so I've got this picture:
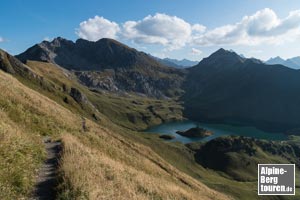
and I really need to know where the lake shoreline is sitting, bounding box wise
[145,120,288,144]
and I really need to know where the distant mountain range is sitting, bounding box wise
[266,56,300,69]
[16,37,300,132]
[151,56,198,68]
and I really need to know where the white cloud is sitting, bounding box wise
[122,13,202,50]
[76,16,120,41]
[76,9,300,51]
[193,8,300,46]
[191,48,202,55]
[192,24,206,33]
[0,37,4,42]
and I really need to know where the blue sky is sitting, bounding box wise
[1,0,300,61]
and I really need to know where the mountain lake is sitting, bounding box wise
[145,120,288,143]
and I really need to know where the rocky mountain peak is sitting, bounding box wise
[17,37,152,70]
[198,48,245,67]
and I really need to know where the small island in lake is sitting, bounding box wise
[176,126,213,138]
[159,134,175,140]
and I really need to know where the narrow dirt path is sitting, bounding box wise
[31,139,62,200]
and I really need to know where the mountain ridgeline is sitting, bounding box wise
[17,38,300,133]
[266,56,300,69]
[152,56,198,68]
[183,48,300,132]
[17,37,185,98]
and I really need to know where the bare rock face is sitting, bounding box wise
[17,37,165,71]
[17,37,186,98]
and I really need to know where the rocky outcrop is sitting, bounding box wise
[69,87,88,105]
[75,70,183,98]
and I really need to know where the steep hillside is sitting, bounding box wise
[1,48,101,122]
[0,49,232,199]
[0,67,82,199]
[17,38,185,98]
[58,121,231,200]
[183,48,300,132]
[2,47,183,130]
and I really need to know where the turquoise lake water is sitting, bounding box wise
[145,120,287,144]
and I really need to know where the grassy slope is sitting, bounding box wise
[0,70,81,199]
[58,121,230,200]
[3,58,299,200]
[0,111,44,199]
[0,60,230,199]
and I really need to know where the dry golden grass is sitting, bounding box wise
[0,70,81,199]
[0,69,231,200]
[0,70,82,134]
[59,119,232,200]
[0,109,44,199]
[26,60,78,88]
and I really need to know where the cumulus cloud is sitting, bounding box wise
[191,48,202,55]
[192,24,206,33]
[123,13,197,50]
[76,9,300,50]
[76,16,120,41]
[193,8,300,46]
